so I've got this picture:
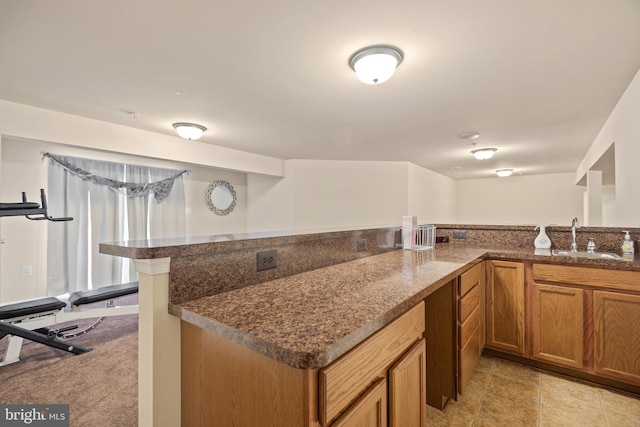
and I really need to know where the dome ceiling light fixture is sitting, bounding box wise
[471,147,497,160]
[496,169,513,177]
[349,45,404,85]
[173,122,207,140]
[458,132,480,141]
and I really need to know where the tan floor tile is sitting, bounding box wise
[468,370,492,390]
[451,370,491,414]
[474,403,538,427]
[541,373,600,403]
[539,381,606,427]
[539,411,606,427]
[474,376,539,426]
[484,375,539,407]
[491,358,541,386]
[426,403,474,426]
[598,387,640,427]
[475,355,496,374]
[448,356,640,427]
[540,399,606,425]
[447,387,484,416]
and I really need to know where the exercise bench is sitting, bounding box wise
[0,189,72,221]
[0,282,139,366]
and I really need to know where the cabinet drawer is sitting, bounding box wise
[459,305,480,348]
[458,323,481,395]
[319,302,425,426]
[460,263,482,297]
[459,283,480,323]
[533,263,640,292]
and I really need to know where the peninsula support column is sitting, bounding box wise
[133,258,181,427]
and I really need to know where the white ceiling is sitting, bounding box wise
[1,0,639,179]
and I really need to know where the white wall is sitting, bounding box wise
[0,100,284,177]
[456,173,584,226]
[577,68,640,227]
[0,137,247,302]
[408,163,457,224]
[289,160,409,229]
[247,160,457,232]
[246,168,293,232]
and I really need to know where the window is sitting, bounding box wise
[46,153,187,295]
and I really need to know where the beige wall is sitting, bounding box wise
[288,160,409,229]
[0,100,284,177]
[408,163,457,224]
[247,160,457,232]
[577,67,640,227]
[456,173,584,226]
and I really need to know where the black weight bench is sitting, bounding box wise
[0,189,72,222]
[0,297,66,321]
[0,282,139,366]
[69,282,139,307]
[0,298,90,358]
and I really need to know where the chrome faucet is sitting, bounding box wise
[570,217,580,252]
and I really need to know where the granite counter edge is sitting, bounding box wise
[168,264,466,370]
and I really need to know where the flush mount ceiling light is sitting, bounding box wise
[349,45,404,85]
[496,169,513,177]
[471,148,497,160]
[458,132,480,141]
[173,122,207,140]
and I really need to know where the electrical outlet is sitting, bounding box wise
[357,238,367,252]
[22,266,33,276]
[453,230,467,239]
[257,250,278,271]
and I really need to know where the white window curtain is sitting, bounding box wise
[46,154,187,296]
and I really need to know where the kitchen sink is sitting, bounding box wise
[551,249,622,260]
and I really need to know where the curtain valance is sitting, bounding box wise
[44,152,189,203]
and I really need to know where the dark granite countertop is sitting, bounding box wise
[170,246,487,369]
[169,242,640,370]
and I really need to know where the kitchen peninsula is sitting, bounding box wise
[100,225,640,427]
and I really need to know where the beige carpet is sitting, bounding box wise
[0,297,138,426]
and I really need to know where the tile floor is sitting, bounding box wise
[426,355,640,426]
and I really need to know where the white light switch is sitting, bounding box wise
[22,266,32,276]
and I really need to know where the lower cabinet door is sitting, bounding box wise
[486,260,525,355]
[388,339,427,427]
[332,378,387,427]
[458,322,481,395]
[531,283,584,369]
[594,290,640,385]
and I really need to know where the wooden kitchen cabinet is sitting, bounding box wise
[523,263,640,392]
[388,339,427,427]
[458,262,484,394]
[319,302,426,426]
[325,339,427,427]
[424,279,456,409]
[486,260,525,355]
[594,290,640,385]
[182,301,425,427]
[332,378,387,427]
[531,283,584,369]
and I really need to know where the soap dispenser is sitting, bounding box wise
[534,225,552,249]
[622,231,635,255]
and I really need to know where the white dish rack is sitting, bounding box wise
[403,224,436,250]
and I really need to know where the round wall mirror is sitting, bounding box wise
[205,180,237,216]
